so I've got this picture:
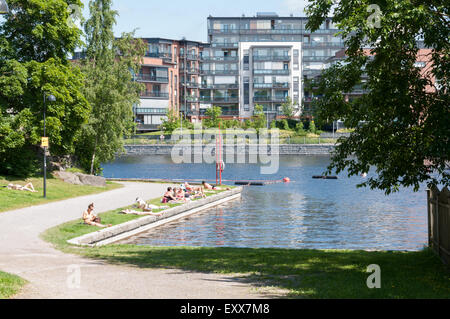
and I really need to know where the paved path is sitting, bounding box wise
[0,182,275,299]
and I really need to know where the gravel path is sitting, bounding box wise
[0,182,273,299]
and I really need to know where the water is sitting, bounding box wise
[102,155,427,250]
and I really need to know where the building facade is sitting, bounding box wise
[132,13,345,130]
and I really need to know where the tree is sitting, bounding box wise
[0,0,90,176]
[77,0,145,174]
[307,0,449,194]
[252,104,267,132]
[281,96,295,118]
[204,106,222,128]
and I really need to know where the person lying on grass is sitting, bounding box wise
[183,182,207,198]
[82,203,111,228]
[120,209,165,217]
[5,182,37,192]
[202,181,231,191]
[135,197,169,211]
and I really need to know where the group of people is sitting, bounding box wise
[161,182,206,203]
[82,181,231,228]
[161,181,230,203]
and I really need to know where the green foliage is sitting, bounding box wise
[308,120,317,134]
[252,104,267,132]
[295,121,306,135]
[77,0,145,174]
[203,106,222,128]
[0,1,90,176]
[281,96,295,118]
[306,0,450,193]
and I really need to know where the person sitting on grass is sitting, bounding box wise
[135,197,169,211]
[175,187,187,202]
[161,187,178,203]
[6,182,37,192]
[82,203,111,228]
[202,181,231,191]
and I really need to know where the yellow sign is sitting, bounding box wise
[41,137,49,148]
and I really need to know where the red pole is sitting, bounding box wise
[219,122,222,185]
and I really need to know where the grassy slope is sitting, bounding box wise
[0,176,122,213]
[0,271,27,299]
[42,192,450,299]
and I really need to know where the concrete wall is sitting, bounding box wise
[124,144,335,155]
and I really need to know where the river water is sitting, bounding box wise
[102,155,427,251]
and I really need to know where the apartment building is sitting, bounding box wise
[132,13,345,130]
[207,13,344,118]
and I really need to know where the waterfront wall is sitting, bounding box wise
[124,144,336,155]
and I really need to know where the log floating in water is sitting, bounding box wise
[312,175,338,179]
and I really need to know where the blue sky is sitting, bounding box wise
[80,0,309,42]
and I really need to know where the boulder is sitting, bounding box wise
[75,173,106,187]
[52,171,106,187]
[52,171,83,185]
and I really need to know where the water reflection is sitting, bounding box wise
[103,155,428,250]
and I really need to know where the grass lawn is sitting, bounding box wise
[0,176,123,213]
[42,191,450,299]
[0,271,27,299]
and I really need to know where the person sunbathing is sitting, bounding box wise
[161,187,180,203]
[7,182,37,192]
[120,209,164,217]
[175,188,187,202]
[82,203,111,228]
[135,197,168,211]
[184,182,206,198]
[202,181,231,191]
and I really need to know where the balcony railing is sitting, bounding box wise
[199,97,238,103]
[210,42,239,48]
[181,81,201,88]
[134,74,169,83]
[181,54,198,60]
[181,68,200,74]
[303,42,344,48]
[140,91,169,99]
[200,56,238,62]
[253,96,289,102]
[135,107,168,115]
[303,56,328,62]
[253,55,291,62]
[253,69,290,75]
[253,82,290,89]
[201,69,238,75]
[221,110,240,116]
[145,52,173,60]
[200,83,239,89]
[209,28,342,35]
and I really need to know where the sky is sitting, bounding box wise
[80,0,309,42]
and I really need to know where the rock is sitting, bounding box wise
[52,171,83,185]
[75,173,106,187]
[52,171,106,187]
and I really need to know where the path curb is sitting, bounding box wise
[67,187,243,247]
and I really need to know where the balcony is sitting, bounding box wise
[135,107,168,115]
[303,56,328,62]
[210,42,239,48]
[145,52,173,61]
[253,82,290,89]
[181,54,198,60]
[198,96,238,104]
[239,29,304,35]
[254,96,289,103]
[221,110,240,116]
[181,81,201,88]
[201,83,238,90]
[200,56,238,62]
[185,96,199,103]
[252,55,291,62]
[134,74,169,83]
[140,91,169,99]
[180,67,200,74]
[200,69,238,75]
[253,69,290,75]
[303,42,344,48]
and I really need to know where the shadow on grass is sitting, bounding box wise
[79,245,450,298]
